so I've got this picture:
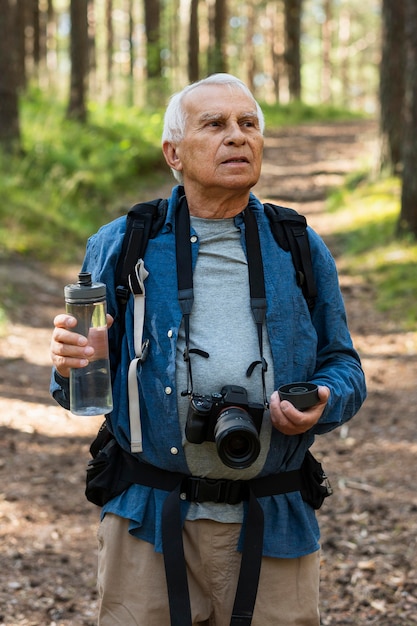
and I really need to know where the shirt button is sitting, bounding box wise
[167,329,173,338]
[190,235,198,244]
[170,447,179,455]
[165,386,172,395]
[180,492,187,500]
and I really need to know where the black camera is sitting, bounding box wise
[185,385,264,470]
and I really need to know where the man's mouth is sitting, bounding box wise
[222,157,249,164]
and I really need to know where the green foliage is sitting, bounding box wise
[261,101,366,128]
[0,92,367,266]
[328,174,417,329]
[0,89,166,263]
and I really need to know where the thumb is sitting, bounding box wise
[317,385,330,404]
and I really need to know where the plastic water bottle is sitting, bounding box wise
[64,272,113,416]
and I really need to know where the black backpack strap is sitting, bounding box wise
[115,198,168,307]
[264,203,318,311]
[109,198,168,381]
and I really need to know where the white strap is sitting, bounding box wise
[128,358,142,452]
[127,260,149,454]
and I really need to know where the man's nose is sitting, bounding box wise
[224,123,246,145]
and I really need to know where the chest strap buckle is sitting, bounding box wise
[182,476,248,505]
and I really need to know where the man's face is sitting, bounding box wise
[165,84,264,197]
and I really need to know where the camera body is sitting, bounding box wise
[185,384,264,469]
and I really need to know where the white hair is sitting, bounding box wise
[162,74,265,183]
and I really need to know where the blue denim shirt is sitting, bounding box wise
[51,185,366,558]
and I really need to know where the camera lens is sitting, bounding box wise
[214,407,261,469]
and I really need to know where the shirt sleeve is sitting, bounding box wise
[307,228,367,434]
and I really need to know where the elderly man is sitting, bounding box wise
[50,74,366,626]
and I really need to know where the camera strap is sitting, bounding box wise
[176,195,195,395]
[165,198,270,626]
[175,196,269,409]
[175,195,210,395]
[242,207,268,408]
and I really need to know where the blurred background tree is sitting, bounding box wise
[67,0,89,121]
[379,0,404,174]
[1,0,417,237]
[284,0,302,101]
[399,0,417,236]
[0,0,383,110]
[0,0,21,151]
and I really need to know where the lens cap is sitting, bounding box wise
[278,382,319,411]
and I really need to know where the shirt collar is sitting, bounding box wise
[165,186,264,230]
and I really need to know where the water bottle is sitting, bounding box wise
[64,272,113,416]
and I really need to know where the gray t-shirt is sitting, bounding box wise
[176,216,275,522]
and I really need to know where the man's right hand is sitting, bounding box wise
[50,314,95,379]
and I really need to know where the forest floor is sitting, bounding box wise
[1,118,417,626]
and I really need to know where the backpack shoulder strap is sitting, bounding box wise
[115,198,168,306]
[113,198,317,315]
[264,203,318,311]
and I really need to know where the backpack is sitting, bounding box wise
[114,197,317,329]
[87,203,328,626]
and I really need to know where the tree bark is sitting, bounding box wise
[207,0,228,74]
[399,0,417,236]
[379,0,405,173]
[105,0,113,98]
[188,0,199,83]
[67,0,89,122]
[0,0,21,151]
[284,0,302,100]
[144,0,162,79]
[15,0,28,89]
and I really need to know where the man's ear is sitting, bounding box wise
[162,141,182,173]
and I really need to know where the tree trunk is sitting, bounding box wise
[338,7,351,108]
[380,0,405,173]
[33,0,40,65]
[126,0,134,106]
[127,0,134,79]
[188,0,199,83]
[267,1,284,103]
[321,0,332,103]
[105,0,113,99]
[207,0,228,74]
[245,1,256,93]
[399,0,417,236]
[143,0,161,79]
[284,0,302,100]
[32,0,48,74]
[67,0,89,122]
[0,0,21,151]
[15,0,28,90]
[88,0,96,76]
[46,0,57,85]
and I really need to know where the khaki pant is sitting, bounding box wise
[97,513,320,626]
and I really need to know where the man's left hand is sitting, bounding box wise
[269,385,330,435]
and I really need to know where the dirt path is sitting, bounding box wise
[1,119,417,626]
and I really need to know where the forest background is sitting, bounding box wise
[0,1,417,624]
[0,0,416,327]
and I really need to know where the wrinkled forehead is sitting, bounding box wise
[182,83,259,120]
